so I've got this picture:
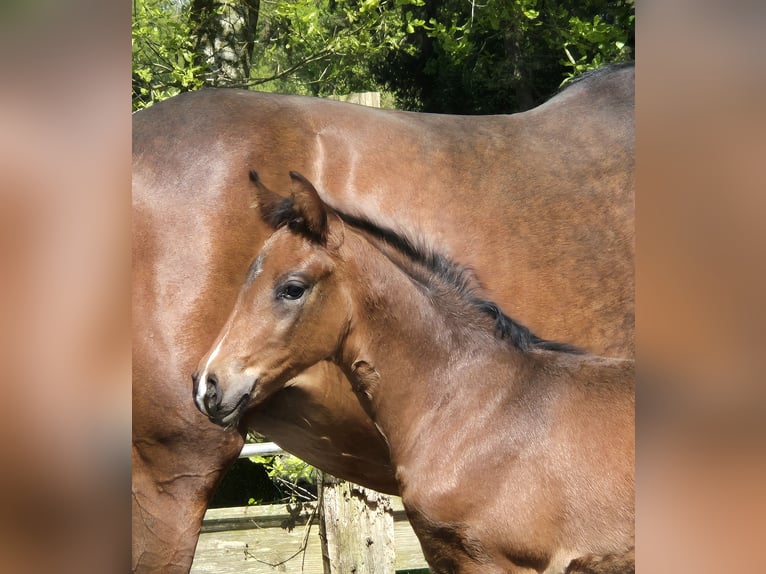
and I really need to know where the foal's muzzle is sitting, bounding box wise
[192,369,250,428]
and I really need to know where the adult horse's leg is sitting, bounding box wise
[132,413,241,573]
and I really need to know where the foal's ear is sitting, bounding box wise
[287,171,328,244]
[249,170,328,244]
[249,170,293,228]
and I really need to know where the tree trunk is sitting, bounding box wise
[320,474,395,574]
[190,0,260,86]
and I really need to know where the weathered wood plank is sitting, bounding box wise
[192,503,320,573]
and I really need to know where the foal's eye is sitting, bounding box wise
[277,282,307,301]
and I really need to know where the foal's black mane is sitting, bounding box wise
[336,212,583,355]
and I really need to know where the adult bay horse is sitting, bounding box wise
[132,63,633,572]
[193,171,635,574]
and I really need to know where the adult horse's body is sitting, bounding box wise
[194,172,635,573]
[132,63,633,572]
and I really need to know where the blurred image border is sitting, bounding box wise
[0,0,764,571]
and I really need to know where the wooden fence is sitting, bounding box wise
[190,492,428,573]
[191,442,428,573]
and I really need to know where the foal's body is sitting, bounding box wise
[194,173,635,574]
[335,242,634,573]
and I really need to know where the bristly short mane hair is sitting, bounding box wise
[337,212,583,355]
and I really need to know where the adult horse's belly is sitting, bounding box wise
[242,362,397,494]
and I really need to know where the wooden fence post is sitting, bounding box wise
[320,473,396,574]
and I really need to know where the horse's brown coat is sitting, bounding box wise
[193,172,635,573]
[132,63,633,572]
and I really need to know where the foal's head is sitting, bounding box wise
[193,171,350,428]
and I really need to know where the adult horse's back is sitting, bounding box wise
[132,63,633,573]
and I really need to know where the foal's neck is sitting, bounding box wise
[336,230,521,458]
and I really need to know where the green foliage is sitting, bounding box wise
[132,0,206,110]
[132,0,634,114]
[249,453,317,503]
[556,1,635,83]
[379,0,634,112]
[252,0,425,97]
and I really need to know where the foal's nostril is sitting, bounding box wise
[203,373,221,413]
[191,369,199,388]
